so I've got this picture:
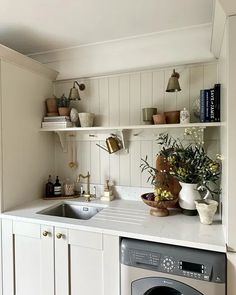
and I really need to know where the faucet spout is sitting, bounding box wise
[78,172,91,197]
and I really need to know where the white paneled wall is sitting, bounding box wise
[53,63,219,195]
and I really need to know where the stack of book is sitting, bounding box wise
[42,116,73,128]
[200,84,221,122]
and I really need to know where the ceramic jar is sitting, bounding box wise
[195,200,218,225]
[164,111,180,124]
[180,108,190,124]
[179,182,201,215]
[153,113,166,124]
[46,96,58,116]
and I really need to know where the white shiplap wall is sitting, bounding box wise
[53,62,219,195]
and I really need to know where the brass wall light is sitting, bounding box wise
[166,69,181,92]
[69,81,86,100]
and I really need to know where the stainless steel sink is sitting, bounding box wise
[38,203,103,220]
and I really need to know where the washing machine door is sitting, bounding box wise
[132,277,203,295]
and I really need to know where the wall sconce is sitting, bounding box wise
[69,81,86,100]
[166,69,181,92]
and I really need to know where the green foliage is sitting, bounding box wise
[57,94,70,108]
[141,133,221,196]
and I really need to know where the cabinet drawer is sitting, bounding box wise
[69,229,103,250]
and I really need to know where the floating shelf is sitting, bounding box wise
[40,122,222,132]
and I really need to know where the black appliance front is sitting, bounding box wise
[132,277,203,295]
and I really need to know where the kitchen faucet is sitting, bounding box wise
[77,172,96,201]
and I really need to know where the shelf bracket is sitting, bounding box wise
[55,131,67,152]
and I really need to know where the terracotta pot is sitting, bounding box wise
[58,107,70,116]
[46,97,58,113]
[164,110,180,124]
[153,113,166,124]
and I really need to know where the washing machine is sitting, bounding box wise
[120,238,226,295]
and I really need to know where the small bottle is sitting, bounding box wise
[45,175,54,198]
[180,107,190,124]
[54,176,62,196]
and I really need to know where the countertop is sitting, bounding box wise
[0,198,226,253]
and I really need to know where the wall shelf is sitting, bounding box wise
[40,122,222,133]
[40,122,222,153]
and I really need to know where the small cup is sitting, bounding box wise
[153,113,166,124]
[142,108,157,124]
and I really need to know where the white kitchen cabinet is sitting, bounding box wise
[1,219,54,295]
[1,219,120,295]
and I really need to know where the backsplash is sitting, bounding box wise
[53,62,220,199]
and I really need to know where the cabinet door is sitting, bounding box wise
[2,219,54,295]
[55,228,105,295]
[227,252,236,295]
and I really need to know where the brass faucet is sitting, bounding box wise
[77,172,95,202]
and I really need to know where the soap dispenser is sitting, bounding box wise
[54,176,62,196]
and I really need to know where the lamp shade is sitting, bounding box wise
[69,87,81,100]
[166,69,181,92]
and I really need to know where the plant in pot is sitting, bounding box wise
[57,94,70,116]
[141,133,221,221]
[156,133,221,217]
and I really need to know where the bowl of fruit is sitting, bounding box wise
[141,187,178,217]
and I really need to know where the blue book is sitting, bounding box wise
[200,89,205,122]
[204,89,210,122]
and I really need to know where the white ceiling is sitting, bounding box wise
[0,0,213,55]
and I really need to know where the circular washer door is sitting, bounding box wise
[132,277,203,295]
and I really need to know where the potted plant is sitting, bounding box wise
[141,133,221,217]
[57,94,70,116]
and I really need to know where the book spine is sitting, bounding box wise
[200,89,205,122]
[214,84,221,122]
[210,88,215,122]
[205,89,210,122]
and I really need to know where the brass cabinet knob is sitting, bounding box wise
[42,231,50,237]
[56,233,63,239]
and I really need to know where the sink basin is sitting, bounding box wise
[38,203,103,220]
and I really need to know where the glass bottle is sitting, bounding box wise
[54,176,62,196]
[45,175,54,198]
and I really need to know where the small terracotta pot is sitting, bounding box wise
[153,113,166,124]
[164,110,180,124]
[46,97,58,113]
[58,107,70,116]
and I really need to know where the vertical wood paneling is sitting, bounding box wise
[90,141,100,184]
[119,76,130,125]
[177,67,190,111]
[141,72,153,122]
[77,142,91,175]
[119,150,131,186]
[141,141,153,188]
[153,71,165,112]
[89,79,100,126]
[130,73,141,125]
[99,141,110,184]
[189,66,204,121]
[108,77,119,126]
[130,141,141,187]
[54,62,219,190]
[204,63,218,89]
[99,78,109,126]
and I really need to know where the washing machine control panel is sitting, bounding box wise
[129,249,212,282]
[159,255,212,281]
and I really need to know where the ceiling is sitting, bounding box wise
[219,0,236,15]
[0,0,213,55]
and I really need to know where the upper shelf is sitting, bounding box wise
[40,122,223,132]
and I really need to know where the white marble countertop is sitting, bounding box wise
[0,198,226,253]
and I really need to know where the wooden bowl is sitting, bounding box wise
[141,193,178,217]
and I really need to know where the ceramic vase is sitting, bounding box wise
[195,200,218,225]
[179,182,201,216]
